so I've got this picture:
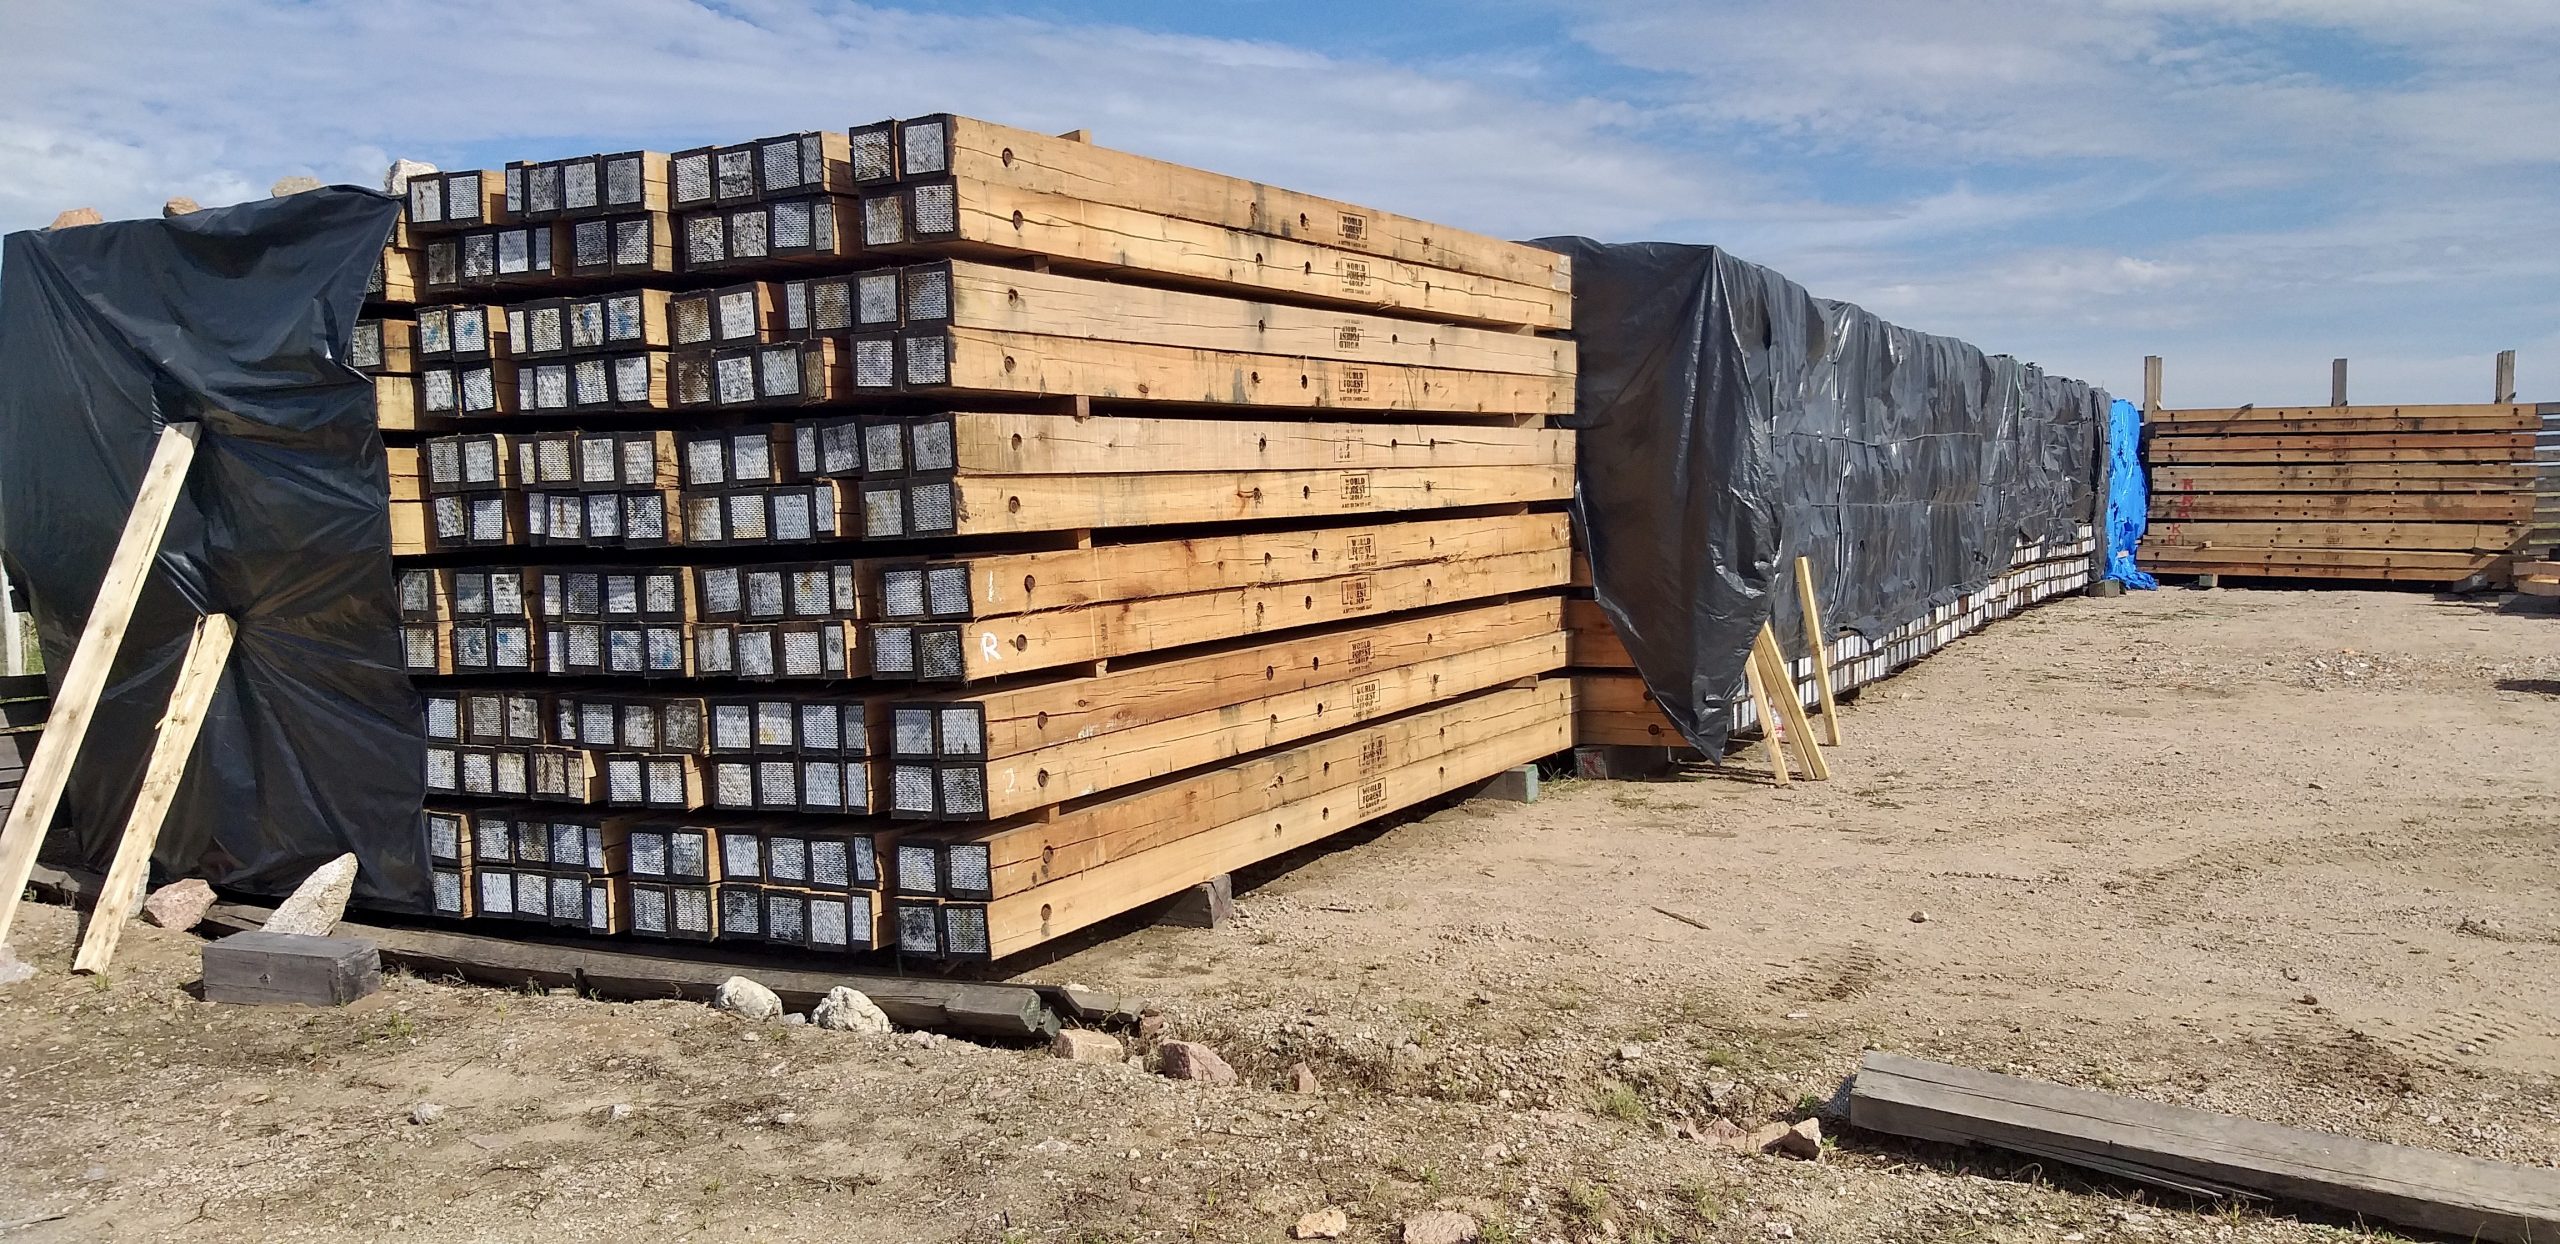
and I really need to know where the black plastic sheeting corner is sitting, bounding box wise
[0,188,428,910]
[1536,240,2105,754]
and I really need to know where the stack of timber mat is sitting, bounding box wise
[362,115,1578,963]
[2528,404,2560,558]
[1568,530,2094,750]
[2139,404,2539,584]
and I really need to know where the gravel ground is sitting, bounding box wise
[1,586,2555,1243]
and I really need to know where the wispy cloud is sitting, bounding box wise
[0,0,2548,404]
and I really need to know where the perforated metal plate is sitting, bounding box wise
[758,345,802,399]
[770,199,812,251]
[584,492,621,540]
[943,844,992,898]
[765,890,806,945]
[700,566,742,615]
[860,195,904,248]
[937,706,985,756]
[432,870,465,916]
[606,756,644,803]
[570,301,607,352]
[892,764,936,815]
[918,626,965,681]
[870,624,914,676]
[630,884,668,934]
[896,843,940,894]
[806,896,848,949]
[714,148,755,201]
[908,481,955,536]
[736,628,775,677]
[722,831,762,879]
[895,902,940,954]
[772,491,811,542]
[670,831,708,879]
[672,151,712,205]
[901,118,949,176]
[572,220,610,270]
[925,565,972,617]
[809,838,851,889]
[907,182,957,238]
[713,759,754,808]
[715,355,756,405]
[936,765,986,818]
[851,336,896,389]
[730,208,769,258]
[646,756,686,805]
[613,217,653,267]
[849,122,897,182]
[630,830,668,878]
[627,493,668,542]
[424,694,459,739]
[663,700,704,752]
[719,885,762,938]
[902,333,949,387]
[477,870,513,916]
[685,214,725,266]
[605,154,644,207]
[908,418,956,474]
[425,746,458,792]
[671,887,711,936]
[805,278,850,332]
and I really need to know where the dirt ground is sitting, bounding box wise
[3,587,2557,1243]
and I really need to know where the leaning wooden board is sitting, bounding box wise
[1849,1052,2560,1243]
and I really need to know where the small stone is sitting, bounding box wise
[1704,1117,1747,1145]
[1774,1118,1822,1160]
[1618,1041,1644,1062]
[1136,1013,1167,1040]
[269,175,324,198]
[0,942,33,987]
[1051,1029,1125,1062]
[2282,966,2300,982]
[714,976,782,1021]
[262,853,358,936]
[1401,1209,1479,1244]
[1740,1122,1792,1154]
[2296,993,2319,1007]
[160,197,202,219]
[1908,910,1930,924]
[604,1104,634,1123]
[905,1030,938,1049]
[781,1012,807,1026]
[1294,1206,1349,1239]
[1494,1088,1514,1105]
[772,1111,798,1127]
[1157,1040,1238,1085]
[383,159,437,195]
[1286,1062,1320,1094]
[1031,1138,1071,1154]
[812,986,891,1034]
[1706,1079,1738,1104]
[408,1102,445,1126]
[2457,1043,2480,1056]
[47,208,103,230]
[1783,1011,1810,1021]
[1765,1224,1794,1239]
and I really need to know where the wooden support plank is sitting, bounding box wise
[907,326,1574,416]
[72,613,236,974]
[2148,444,2529,465]
[1741,657,1788,786]
[2142,520,2521,552]
[922,631,1566,820]
[935,262,1574,379]
[1849,1052,2560,1244]
[2147,494,2532,522]
[0,422,200,946]
[2142,413,2531,434]
[1794,557,1841,746]
[2150,464,2531,493]
[908,182,1571,331]
[1564,598,1635,668]
[929,411,1573,475]
[901,511,1569,622]
[2148,402,2535,424]
[920,464,1573,537]
[885,546,1567,682]
[916,598,1558,762]
[927,115,1571,295]
[1753,624,1828,780]
[971,690,1572,959]
[2133,544,2495,573]
[1572,709,1687,749]
[2145,431,2534,451]
[961,682,1570,900]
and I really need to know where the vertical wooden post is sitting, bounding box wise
[1793,556,1842,746]
[2141,355,2163,413]
[0,422,201,946]
[2331,359,2349,408]
[73,613,236,974]
[2495,351,2517,404]
[0,562,19,678]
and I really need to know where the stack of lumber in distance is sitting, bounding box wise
[2140,404,2536,583]
[362,114,1577,963]
[1569,530,2094,750]
[2529,403,2560,558]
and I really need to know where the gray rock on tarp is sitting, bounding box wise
[48,208,103,230]
[143,879,217,931]
[161,197,201,218]
[1157,1040,1237,1085]
[811,986,891,1033]
[715,975,782,1021]
[270,175,323,197]
[262,854,358,937]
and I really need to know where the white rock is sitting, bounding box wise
[812,986,891,1034]
[781,1013,807,1026]
[269,175,324,198]
[408,1102,444,1125]
[1294,1206,1349,1239]
[604,1104,634,1123]
[0,942,32,987]
[382,159,438,195]
[262,854,358,936]
[714,975,782,1021]
[1618,1041,1644,1061]
[1401,1210,1478,1244]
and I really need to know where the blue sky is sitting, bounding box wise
[3,0,2553,405]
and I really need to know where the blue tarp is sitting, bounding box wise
[2100,398,2157,589]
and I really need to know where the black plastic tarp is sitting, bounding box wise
[0,189,428,909]
[1538,239,2103,753]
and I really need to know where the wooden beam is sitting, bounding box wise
[2147,494,2532,522]
[890,463,1572,538]
[1794,557,1841,746]
[1564,598,1635,668]
[906,326,1574,416]
[0,422,200,946]
[921,411,1573,476]
[1753,624,1828,780]
[2148,403,2533,427]
[1849,1052,2560,1244]
[72,613,236,974]
[1741,657,1788,786]
[2143,519,2521,552]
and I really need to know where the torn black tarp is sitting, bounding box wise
[0,189,427,909]
[1537,240,2104,754]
